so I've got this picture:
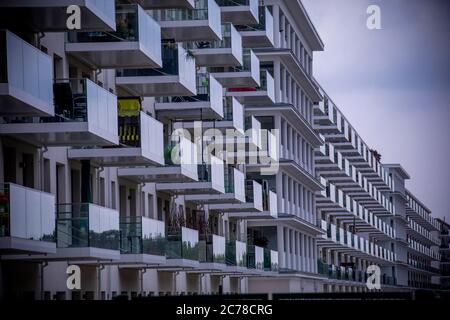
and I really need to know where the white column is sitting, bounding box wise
[273,5,280,48]
[286,228,291,269]
[277,225,285,269]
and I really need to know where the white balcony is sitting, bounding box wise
[226,70,275,105]
[0,30,53,117]
[188,23,243,67]
[148,0,222,41]
[214,180,263,214]
[68,106,164,166]
[125,0,195,9]
[0,183,56,255]
[119,216,166,265]
[66,4,162,68]
[217,0,259,25]
[225,239,247,271]
[211,49,260,88]
[156,155,225,195]
[199,234,226,270]
[185,167,245,204]
[236,6,274,48]
[116,43,196,97]
[54,203,120,260]
[0,78,119,147]
[117,136,198,183]
[0,0,116,31]
[185,97,244,134]
[165,226,200,267]
[155,74,224,121]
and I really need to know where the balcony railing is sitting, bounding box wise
[120,216,165,256]
[0,183,55,243]
[66,4,162,68]
[199,234,226,264]
[234,6,274,47]
[68,4,158,45]
[166,226,199,260]
[235,6,267,32]
[149,0,218,20]
[0,30,53,116]
[247,244,264,270]
[56,203,120,250]
[226,239,247,267]
[148,0,221,41]
[264,249,278,271]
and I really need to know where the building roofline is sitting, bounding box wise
[383,164,411,179]
[285,0,325,51]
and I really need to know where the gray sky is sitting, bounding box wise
[302,0,450,220]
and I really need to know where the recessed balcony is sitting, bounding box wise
[0,30,53,117]
[210,49,261,88]
[0,0,116,32]
[166,226,200,268]
[124,0,195,9]
[117,136,198,183]
[216,0,259,25]
[0,78,119,147]
[185,167,245,204]
[156,156,225,195]
[0,183,56,255]
[119,216,166,264]
[155,73,224,121]
[235,6,274,48]
[226,70,275,105]
[55,203,120,261]
[67,98,165,166]
[116,43,196,97]
[187,23,243,67]
[199,234,226,270]
[148,0,222,42]
[66,4,162,69]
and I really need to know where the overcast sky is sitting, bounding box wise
[302,0,450,221]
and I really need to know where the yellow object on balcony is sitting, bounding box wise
[118,97,141,117]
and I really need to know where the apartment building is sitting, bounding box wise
[313,87,441,292]
[436,219,450,292]
[0,0,443,300]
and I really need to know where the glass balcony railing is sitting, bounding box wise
[231,49,256,72]
[166,226,199,260]
[185,23,235,50]
[317,259,328,275]
[117,42,183,77]
[156,73,212,103]
[68,4,153,44]
[148,0,216,21]
[224,167,235,193]
[216,0,253,6]
[199,234,226,264]
[235,6,267,32]
[120,216,165,256]
[247,244,264,270]
[5,78,117,126]
[0,183,55,243]
[56,203,120,250]
[264,248,278,272]
[226,239,247,267]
